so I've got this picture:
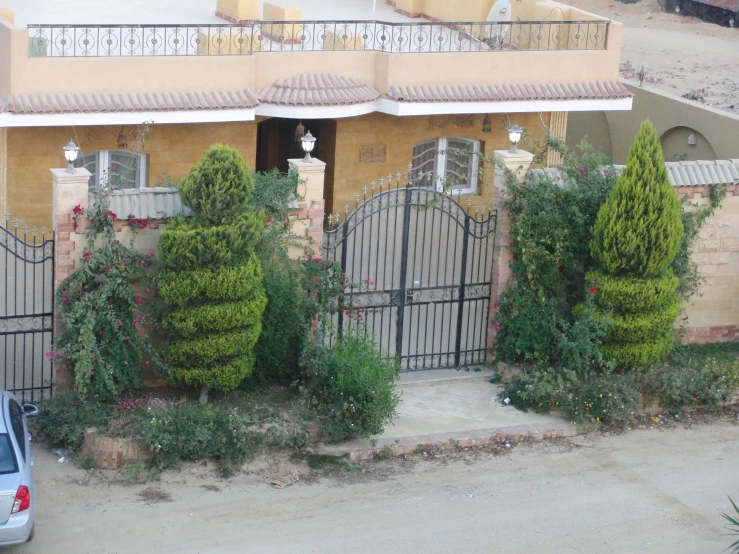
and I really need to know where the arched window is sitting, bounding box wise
[75,150,148,191]
[411,138,480,193]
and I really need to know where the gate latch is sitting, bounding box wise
[406,290,414,304]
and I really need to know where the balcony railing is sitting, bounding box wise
[27,20,610,57]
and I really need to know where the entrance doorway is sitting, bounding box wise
[256,118,337,209]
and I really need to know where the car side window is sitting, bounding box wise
[8,400,26,461]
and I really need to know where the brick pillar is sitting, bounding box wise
[51,167,90,391]
[288,158,326,257]
[0,128,7,219]
[488,150,535,352]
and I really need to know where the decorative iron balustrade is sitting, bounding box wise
[27,19,610,57]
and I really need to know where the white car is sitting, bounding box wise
[0,392,38,546]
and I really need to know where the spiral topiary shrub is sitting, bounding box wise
[590,121,684,367]
[158,146,267,402]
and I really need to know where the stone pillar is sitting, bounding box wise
[488,150,535,351]
[51,167,90,391]
[288,158,326,256]
[0,128,7,219]
[546,112,568,167]
[215,0,259,24]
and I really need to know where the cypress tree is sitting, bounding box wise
[590,121,684,366]
[158,146,267,402]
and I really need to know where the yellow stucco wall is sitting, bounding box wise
[328,112,550,216]
[6,121,257,228]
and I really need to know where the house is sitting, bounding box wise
[0,0,632,230]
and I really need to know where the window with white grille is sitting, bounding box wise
[411,138,480,193]
[75,150,148,191]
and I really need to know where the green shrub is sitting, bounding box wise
[158,146,267,401]
[139,402,257,474]
[588,271,679,314]
[301,331,401,440]
[605,295,681,343]
[35,392,112,449]
[600,333,675,368]
[251,169,300,219]
[590,121,684,367]
[641,358,739,411]
[254,241,312,384]
[53,193,157,400]
[502,366,641,425]
[591,121,683,279]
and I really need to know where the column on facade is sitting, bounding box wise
[546,112,569,167]
[488,150,535,351]
[288,158,327,258]
[51,167,90,390]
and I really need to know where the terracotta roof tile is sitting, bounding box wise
[0,89,260,114]
[258,73,380,106]
[386,81,633,103]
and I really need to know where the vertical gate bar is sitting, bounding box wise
[426,200,440,368]
[22,230,27,396]
[31,235,37,397]
[3,229,7,392]
[380,195,390,352]
[366,192,376,339]
[337,219,349,341]
[454,215,471,367]
[396,186,412,364]
[482,224,494,363]
[50,232,55,395]
[417,196,432,368]
[389,189,400,354]
[411,193,424,367]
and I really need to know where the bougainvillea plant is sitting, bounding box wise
[50,193,159,402]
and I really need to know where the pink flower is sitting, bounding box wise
[590,287,597,294]
[579,166,586,174]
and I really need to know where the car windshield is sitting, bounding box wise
[0,434,18,475]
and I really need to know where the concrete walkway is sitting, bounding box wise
[323,368,577,459]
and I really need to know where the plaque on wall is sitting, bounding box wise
[359,146,387,164]
[428,115,475,130]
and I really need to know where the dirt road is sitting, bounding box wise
[6,418,738,554]
[567,0,739,114]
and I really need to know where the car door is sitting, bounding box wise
[7,400,33,503]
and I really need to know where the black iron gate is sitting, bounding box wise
[322,186,496,371]
[0,223,55,401]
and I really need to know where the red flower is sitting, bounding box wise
[82,252,91,260]
[133,295,144,305]
[589,287,597,294]
[579,166,586,174]
[72,205,83,215]
[103,265,111,271]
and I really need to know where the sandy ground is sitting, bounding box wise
[567,0,739,114]
[5,416,738,554]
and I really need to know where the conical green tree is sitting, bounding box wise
[590,121,684,367]
[158,145,267,402]
[591,121,683,278]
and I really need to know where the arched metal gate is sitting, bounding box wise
[322,186,496,371]
[0,224,55,401]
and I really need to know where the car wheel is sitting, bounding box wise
[27,524,34,542]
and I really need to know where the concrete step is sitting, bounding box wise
[399,367,496,388]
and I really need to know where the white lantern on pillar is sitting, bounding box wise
[63,140,80,173]
[301,130,317,163]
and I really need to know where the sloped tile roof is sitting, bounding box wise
[258,73,380,106]
[386,81,632,103]
[0,89,260,114]
[530,159,739,188]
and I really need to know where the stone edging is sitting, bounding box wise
[83,428,153,470]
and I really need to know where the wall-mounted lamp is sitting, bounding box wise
[63,140,80,173]
[482,115,492,133]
